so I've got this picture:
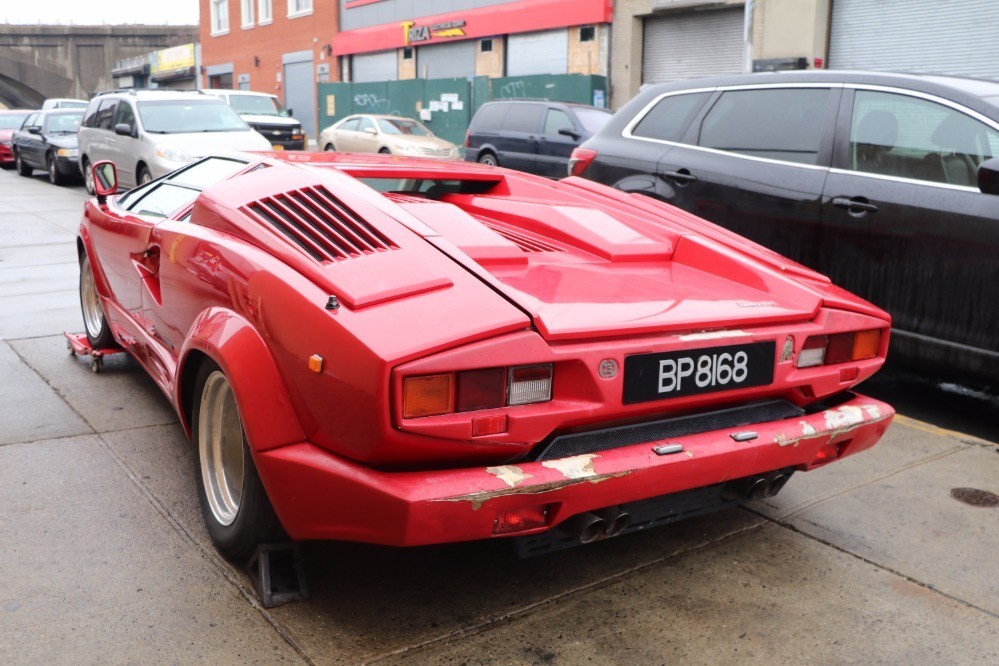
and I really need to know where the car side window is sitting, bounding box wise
[358,117,375,133]
[94,99,119,130]
[698,88,831,165]
[113,102,136,130]
[82,101,100,128]
[503,104,544,133]
[848,90,999,187]
[544,108,573,135]
[473,103,509,130]
[630,92,711,143]
[22,113,39,129]
[340,117,359,132]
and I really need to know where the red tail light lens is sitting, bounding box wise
[568,148,597,177]
[456,367,506,412]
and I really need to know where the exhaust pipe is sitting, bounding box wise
[745,478,771,501]
[560,512,606,543]
[594,508,631,538]
[764,473,790,498]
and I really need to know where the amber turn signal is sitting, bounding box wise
[852,329,881,360]
[402,374,453,418]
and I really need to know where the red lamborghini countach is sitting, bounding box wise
[77,152,894,560]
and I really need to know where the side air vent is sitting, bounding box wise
[486,224,563,253]
[243,185,397,262]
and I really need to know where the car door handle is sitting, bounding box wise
[663,169,697,184]
[832,197,879,214]
[527,136,537,143]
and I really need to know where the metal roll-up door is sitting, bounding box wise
[352,50,397,83]
[416,41,476,79]
[829,0,999,79]
[642,8,744,84]
[507,30,569,77]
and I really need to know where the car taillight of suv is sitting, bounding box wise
[568,147,598,177]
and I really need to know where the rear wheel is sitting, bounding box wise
[324,143,336,152]
[378,148,391,155]
[47,152,64,186]
[14,150,31,176]
[193,362,282,560]
[79,252,115,348]
[478,152,498,167]
[83,158,94,194]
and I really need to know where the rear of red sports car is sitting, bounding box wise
[80,152,893,558]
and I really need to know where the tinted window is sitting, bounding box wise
[95,99,119,130]
[113,102,135,129]
[544,108,573,135]
[81,100,101,128]
[849,90,999,187]
[503,104,544,133]
[632,92,711,142]
[43,111,83,133]
[472,103,509,130]
[339,117,359,132]
[698,88,831,165]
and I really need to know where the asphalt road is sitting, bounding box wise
[0,166,996,664]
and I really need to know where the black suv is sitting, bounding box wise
[465,100,610,177]
[573,71,999,386]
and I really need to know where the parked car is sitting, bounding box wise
[77,151,893,561]
[465,100,611,177]
[42,98,88,110]
[574,71,999,386]
[0,109,32,168]
[319,114,460,159]
[204,89,305,150]
[78,89,271,192]
[11,108,84,185]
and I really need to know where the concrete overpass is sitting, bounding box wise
[0,24,198,108]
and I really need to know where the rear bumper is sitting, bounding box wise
[254,392,893,546]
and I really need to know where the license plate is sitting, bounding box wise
[623,341,776,404]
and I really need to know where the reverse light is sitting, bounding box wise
[402,374,453,418]
[507,364,553,406]
[567,147,597,177]
[796,330,882,368]
[493,504,550,535]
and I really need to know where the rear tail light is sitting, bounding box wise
[493,504,551,535]
[402,364,553,419]
[796,329,882,368]
[568,147,597,177]
[464,130,470,148]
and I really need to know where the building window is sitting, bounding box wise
[580,26,595,42]
[258,0,272,24]
[481,39,493,53]
[241,0,254,28]
[402,47,413,60]
[210,0,229,36]
[287,0,313,18]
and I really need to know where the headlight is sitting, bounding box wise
[155,145,191,163]
[56,148,79,158]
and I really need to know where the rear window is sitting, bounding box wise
[503,104,544,133]
[631,92,711,142]
[471,103,509,131]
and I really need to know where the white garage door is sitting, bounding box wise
[507,29,569,77]
[416,41,476,79]
[352,50,397,83]
[829,0,999,79]
[643,8,744,84]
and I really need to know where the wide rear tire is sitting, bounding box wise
[79,252,116,348]
[193,361,283,560]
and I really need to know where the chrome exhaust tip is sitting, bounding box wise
[560,512,606,543]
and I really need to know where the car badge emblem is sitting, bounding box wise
[272,130,281,136]
[598,359,618,379]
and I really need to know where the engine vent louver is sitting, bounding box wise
[486,225,563,253]
[243,185,397,262]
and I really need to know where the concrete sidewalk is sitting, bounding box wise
[1,168,996,664]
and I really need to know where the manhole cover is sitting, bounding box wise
[950,487,999,508]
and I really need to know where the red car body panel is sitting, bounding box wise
[78,151,895,548]
[0,110,31,164]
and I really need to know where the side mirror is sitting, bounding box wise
[114,123,133,137]
[363,126,377,135]
[286,108,293,117]
[93,160,118,204]
[558,126,581,140]
[978,156,999,195]
[27,126,41,135]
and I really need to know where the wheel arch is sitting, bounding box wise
[177,307,305,452]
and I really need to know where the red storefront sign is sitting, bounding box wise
[332,0,613,56]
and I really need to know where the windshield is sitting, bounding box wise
[117,157,250,216]
[137,99,250,134]
[0,113,29,129]
[57,101,88,109]
[44,111,84,133]
[574,108,612,134]
[227,94,288,117]
[377,118,432,136]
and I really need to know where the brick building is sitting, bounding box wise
[198,0,341,139]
